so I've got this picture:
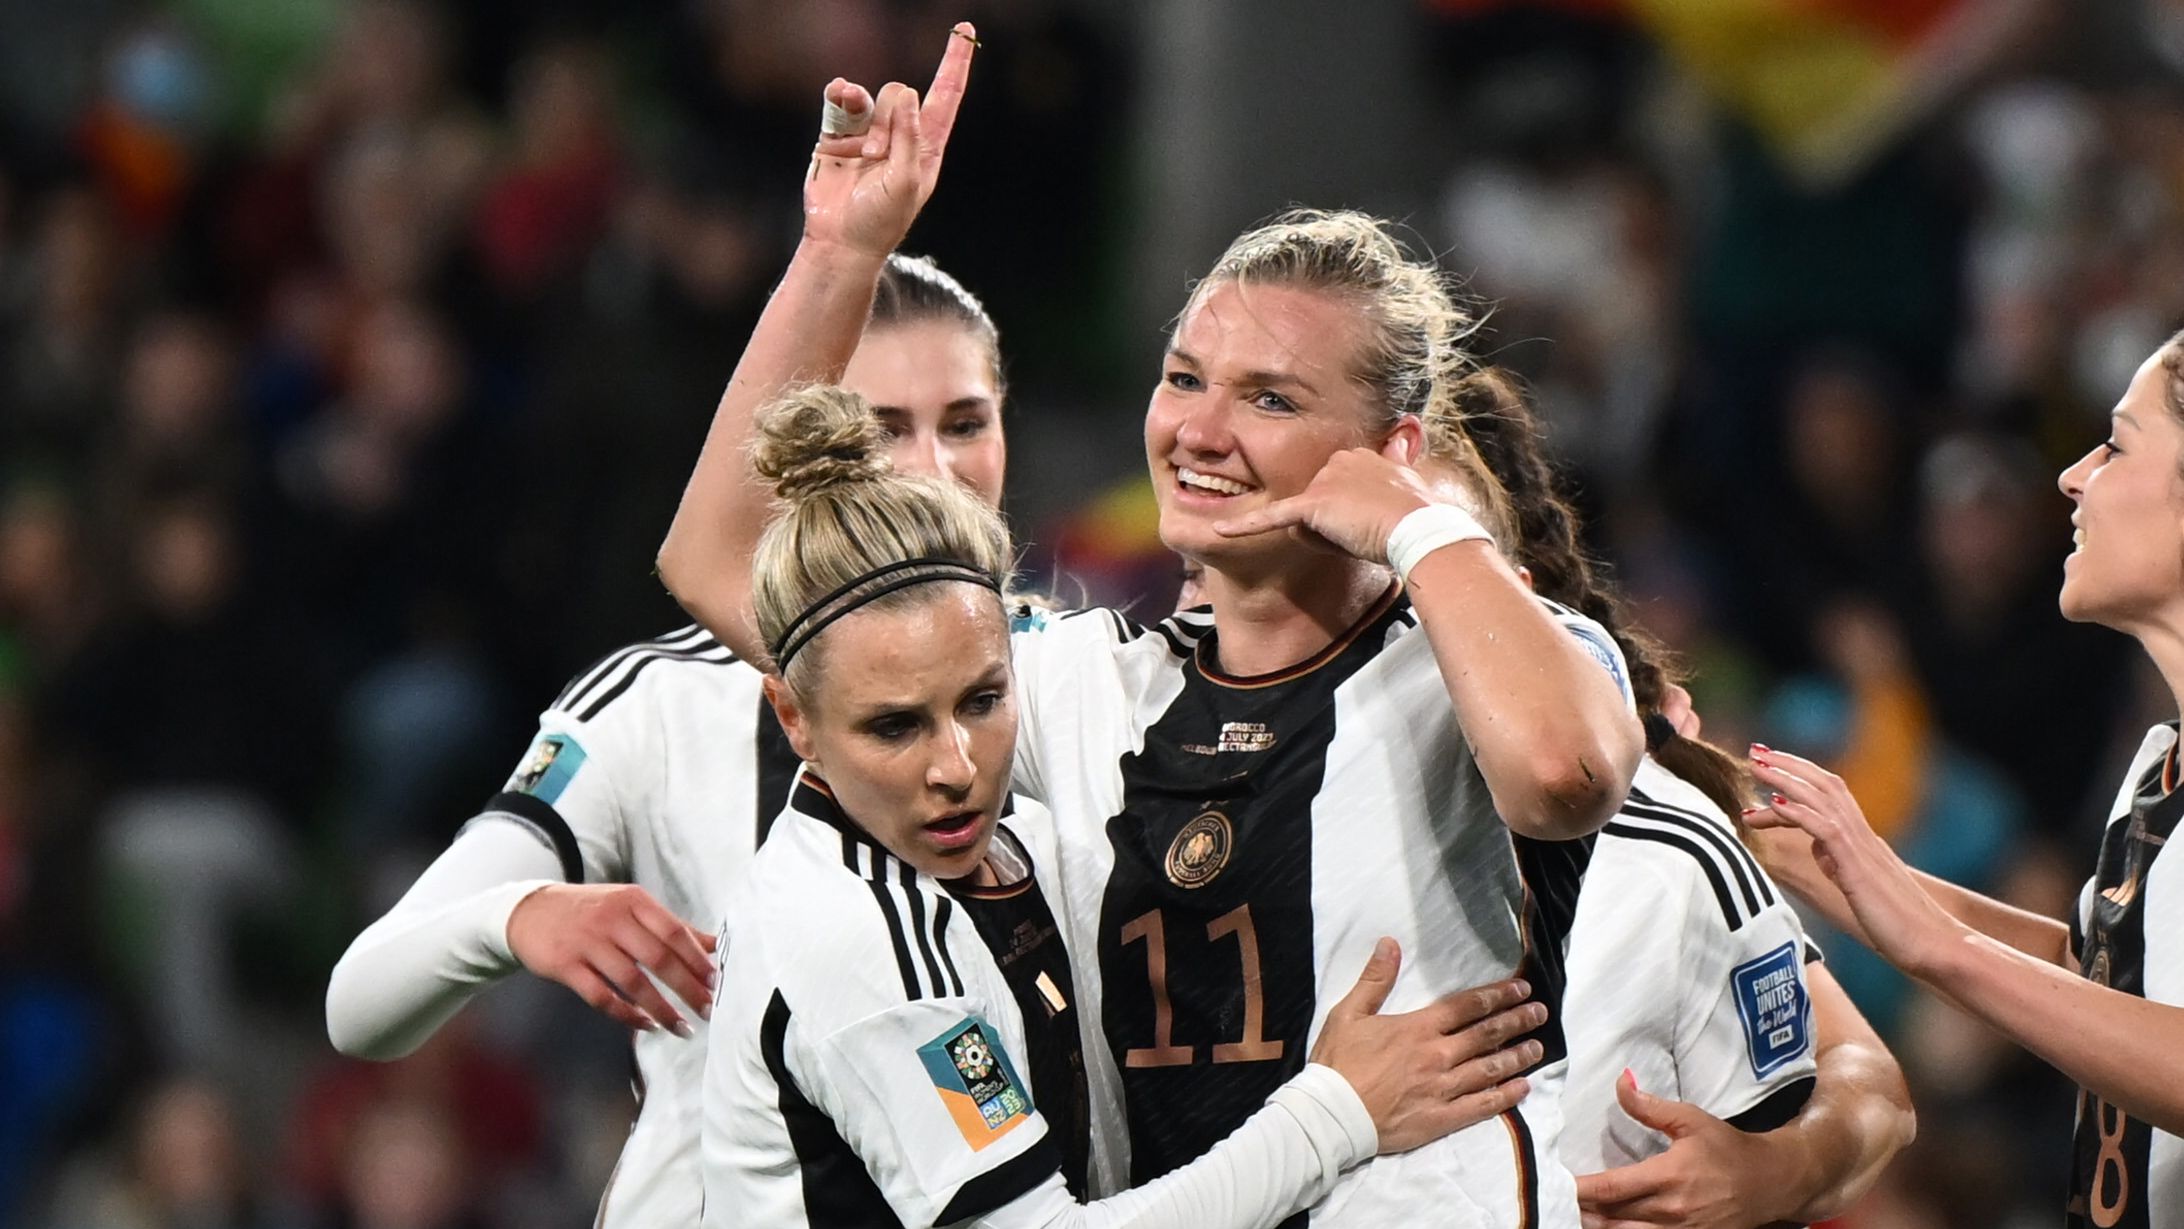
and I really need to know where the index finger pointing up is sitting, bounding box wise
[920,22,979,165]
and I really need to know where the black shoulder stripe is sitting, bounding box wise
[853,850,926,1000]
[934,1132,1063,1224]
[1616,806,1766,917]
[555,625,710,709]
[1148,619,1194,658]
[572,640,738,722]
[566,627,723,706]
[900,861,952,1002]
[482,791,586,883]
[932,896,966,997]
[1620,804,1769,915]
[558,633,711,713]
[865,880,925,1000]
[1623,792,1775,912]
[1602,821,1744,930]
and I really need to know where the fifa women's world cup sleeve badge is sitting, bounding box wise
[509,734,588,805]
[919,1017,1033,1148]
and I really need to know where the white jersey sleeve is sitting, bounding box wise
[475,638,693,884]
[1541,596,1635,711]
[772,989,1376,1229]
[324,821,560,1058]
[323,634,690,1058]
[1560,761,1817,1174]
[796,995,1057,1226]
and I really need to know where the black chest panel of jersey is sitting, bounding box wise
[1509,830,1593,1068]
[1097,598,1408,1200]
[954,878,1092,1198]
[2069,747,2181,1229]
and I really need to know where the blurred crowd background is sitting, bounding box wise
[0,0,2177,1225]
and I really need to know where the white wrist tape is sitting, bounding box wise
[1386,504,1494,582]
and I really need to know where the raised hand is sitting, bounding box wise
[1309,939,1546,1154]
[804,22,978,257]
[1211,438,1442,564]
[506,883,719,1036]
[1745,745,1961,974]
[1576,1072,1799,1229]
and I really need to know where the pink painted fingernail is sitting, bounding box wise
[1740,807,1760,817]
[1772,793,1787,806]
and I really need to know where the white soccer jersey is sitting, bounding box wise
[2068,721,2184,1229]
[1008,589,1626,1227]
[328,624,788,1229]
[703,775,1380,1229]
[1558,757,1817,1174]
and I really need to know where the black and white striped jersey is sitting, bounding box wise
[2069,722,2184,1229]
[1010,588,1625,1227]
[1558,757,1816,1174]
[472,624,789,1228]
[702,774,1382,1229]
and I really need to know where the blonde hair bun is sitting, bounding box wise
[752,386,892,502]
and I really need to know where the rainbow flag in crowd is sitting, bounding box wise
[1431,0,2041,185]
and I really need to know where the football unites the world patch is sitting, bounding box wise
[919,1017,1033,1149]
[509,734,587,805]
[1566,621,1632,704]
[1731,942,1812,1078]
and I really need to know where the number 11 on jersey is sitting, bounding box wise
[1120,904,1285,1068]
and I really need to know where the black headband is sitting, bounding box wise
[771,557,1001,671]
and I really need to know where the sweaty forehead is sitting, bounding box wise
[1175,281,1365,378]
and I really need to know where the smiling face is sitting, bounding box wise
[842,321,1006,509]
[767,583,1016,879]
[2057,346,2184,632]
[1146,280,1390,569]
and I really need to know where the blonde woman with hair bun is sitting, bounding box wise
[703,385,1545,1228]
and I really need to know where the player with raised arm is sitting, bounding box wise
[325,27,1538,1225]
[656,28,1643,1225]
[1744,336,2184,1228]
[703,385,1543,1228]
